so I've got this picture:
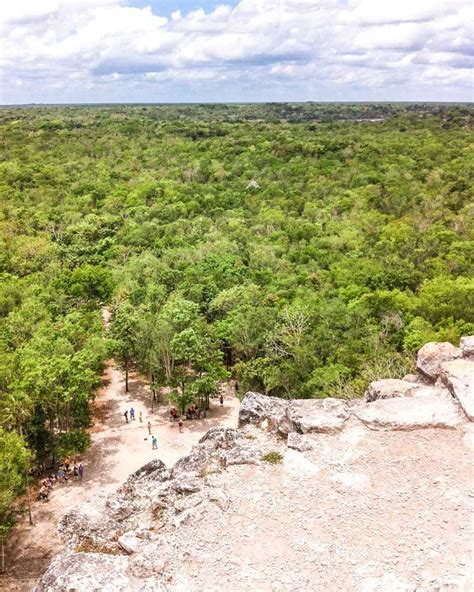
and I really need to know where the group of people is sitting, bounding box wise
[124,407,143,423]
[185,404,206,420]
[37,459,84,502]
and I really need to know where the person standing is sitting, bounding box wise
[124,410,129,423]
[130,407,135,420]
[147,421,152,435]
[220,394,224,406]
[78,462,84,482]
[139,411,143,423]
[152,436,158,450]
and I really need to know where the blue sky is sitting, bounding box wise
[127,1,239,17]
[1,0,472,104]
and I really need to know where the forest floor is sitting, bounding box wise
[1,362,240,592]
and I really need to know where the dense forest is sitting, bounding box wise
[0,103,473,539]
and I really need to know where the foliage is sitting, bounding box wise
[0,103,472,477]
[0,428,32,564]
[262,451,283,464]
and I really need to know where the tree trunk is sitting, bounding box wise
[125,363,129,392]
[27,486,33,526]
[1,539,4,574]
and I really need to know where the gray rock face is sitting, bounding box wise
[58,499,121,550]
[460,336,474,359]
[286,398,349,433]
[353,392,464,431]
[416,342,460,381]
[240,393,350,435]
[287,432,313,452]
[366,379,417,401]
[34,552,131,592]
[365,378,449,402]
[239,392,288,428]
[440,359,474,421]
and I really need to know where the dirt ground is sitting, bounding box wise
[1,362,240,592]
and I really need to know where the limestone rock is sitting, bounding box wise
[34,552,131,592]
[460,335,474,359]
[416,342,460,381]
[402,373,419,383]
[440,358,474,421]
[128,540,169,578]
[58,500,120,549]
[173,427,265,477]
[286,398,349,433]
[365,379,416,401]
[239,392,288,428]
[353,391,464,430]
[208,488,230,511]
[287,432,313,452]
[118,533,142,555]
[365,378,448,402]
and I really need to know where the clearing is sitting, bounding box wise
[1,361,239,592]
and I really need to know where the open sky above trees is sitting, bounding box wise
[1,0,473,104]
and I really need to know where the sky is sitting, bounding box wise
[0,0,472,104]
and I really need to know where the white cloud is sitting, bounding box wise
[0,0,472,102]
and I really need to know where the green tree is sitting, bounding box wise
[0,429,32,572]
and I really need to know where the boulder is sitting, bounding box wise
[118,534,142,555]
[402,373,419,383]
[239,392,288,427]
[365,378,449,402]
[59,500,121,549]
[286,398,349,433]
[353,391,464,430]
[173,427,265,476]
[34,552,131,592]
[365,379,416,401]
[287,432,313,452]
[416,342,460,381]
[460,335,474,359]
[440,359,474,421]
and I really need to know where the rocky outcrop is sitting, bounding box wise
[440,359,474,421]
[364,337,473,425]
[353,391,464,431]
[286,398,350,433]
[460,336,474,359]
[416,342,460,381]
[238,392,288,430]
[35,553,134,592]
[240,393,350,434]
[365,378,445,401]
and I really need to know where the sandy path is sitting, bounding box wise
[1,361,239,592]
